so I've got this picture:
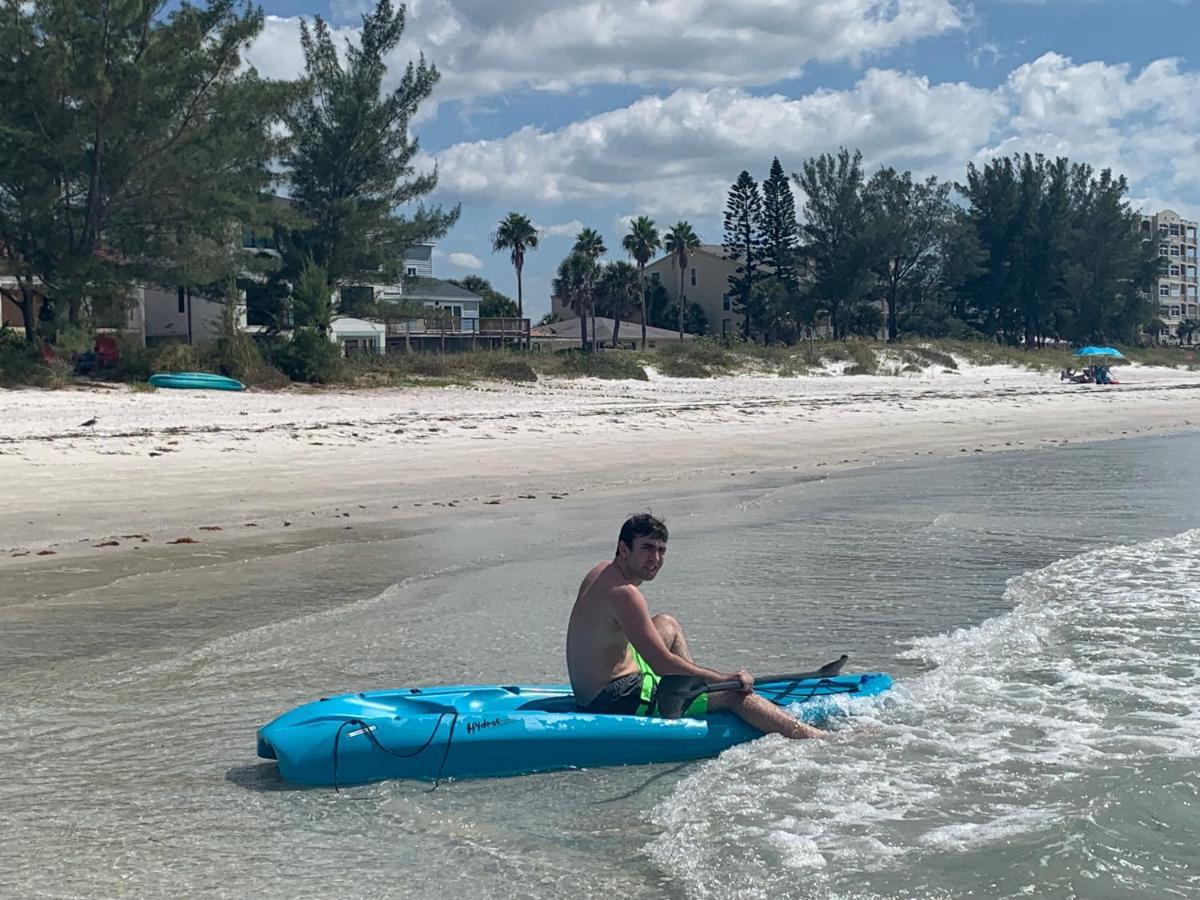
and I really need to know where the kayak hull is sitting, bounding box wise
[257,673,891,785]
[148,372,245,391]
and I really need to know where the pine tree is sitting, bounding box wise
[759,158,800,299]
[280,0,459,307]
[722,171,762,339]
[0,0,291,341]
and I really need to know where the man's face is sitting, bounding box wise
[621,536,667,581]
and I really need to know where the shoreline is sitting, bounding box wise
[3,364,1199,577]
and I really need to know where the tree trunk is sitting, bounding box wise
[677,269,685,340]
[11,284,38,343]
[612,316,621,348]
[638,265,647,350]
[887,279,899,343]
[580,303,588,350]
[516,264,523,321]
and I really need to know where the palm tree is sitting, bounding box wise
[573,228,607,349]
[622,216,661,349]
[664,221,701,339]
[553,252,591,350]
[599,261,640,347]
[491,212,539,321]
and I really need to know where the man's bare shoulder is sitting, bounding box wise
[576,562,641,605]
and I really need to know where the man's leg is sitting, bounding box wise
[708,690,826,739]
[651,613,693,661]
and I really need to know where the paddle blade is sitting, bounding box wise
[652,674,709,719]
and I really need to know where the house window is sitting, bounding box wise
[1189,227,1198,242]
[722,294,732,312]
[1170,245,1181,257]
[1170,224,1181,236]
[690,268,696,286]
[1191,286,1198,298]
[1159,222,1168,233]
[1189,266,1197,280]
[407,267,417,277]
[1160,284,1171,297]
[1159,244,1170,257]
[1169,264,1180,277]
[1169,306,1181,318]
[1171,283,1181,296]
[177,287,186,314]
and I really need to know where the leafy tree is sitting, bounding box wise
[572,227,606,348]
[280,0,458,318]
[621,216,662,349]
[759,157,801,302]
[449,275,519,317]
[664,300,708,336]
[597,261,640,347]
[644,276,673,330]
[1177,318,1200,347]
[793,148,871,339]
[664,222,701,339]
[292,257,334,331]
[722,170,762,339]
[552,252,596,350]
[0,0,291,341]
[863,168,955,342]
[958,154,1154,346]
[491,212,538,320]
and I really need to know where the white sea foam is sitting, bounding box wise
[648,529,1200,899]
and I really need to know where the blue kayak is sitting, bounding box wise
[257,672,892,785]
[148,372,244,391]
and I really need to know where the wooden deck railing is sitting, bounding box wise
[385,317,530,337]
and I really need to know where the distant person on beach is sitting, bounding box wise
[566,513,825,738]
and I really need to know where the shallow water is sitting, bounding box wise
[3,434,1200,898]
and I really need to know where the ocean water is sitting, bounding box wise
[2,433,1200,898]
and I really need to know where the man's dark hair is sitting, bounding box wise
[617,513,668,551]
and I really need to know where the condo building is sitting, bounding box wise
[1142,209,1199,345]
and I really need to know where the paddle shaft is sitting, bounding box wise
[704,671,839,694]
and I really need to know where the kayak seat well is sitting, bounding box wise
[516,695,581,713]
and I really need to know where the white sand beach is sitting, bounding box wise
[3,360,1199,563]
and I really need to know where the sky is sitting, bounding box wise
[242,0,1200,321]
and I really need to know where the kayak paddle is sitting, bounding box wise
[653,654,849,718]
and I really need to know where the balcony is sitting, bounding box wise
[385,317,530,337]
[383,316,531,352]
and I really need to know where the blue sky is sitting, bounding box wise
[244,1,1200,320]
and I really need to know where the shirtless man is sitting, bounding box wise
[566,513,825,738]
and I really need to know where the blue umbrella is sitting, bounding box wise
[1075,346,1125,359]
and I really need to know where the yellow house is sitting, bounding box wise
[643,245,744,338]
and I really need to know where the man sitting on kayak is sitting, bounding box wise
[567,513,825,738]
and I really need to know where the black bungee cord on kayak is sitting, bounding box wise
[331,711,459,792]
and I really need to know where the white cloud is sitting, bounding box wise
[447,251,484,269]
[246,1,962,105]
[533,219,585,238]
[426,54,1200,220]
[429,69,999,218]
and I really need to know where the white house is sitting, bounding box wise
[329,316,386,355]
[142,285,245,344]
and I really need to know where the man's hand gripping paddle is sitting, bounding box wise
[652,654,849,718]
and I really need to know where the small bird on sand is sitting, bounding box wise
[79,417,98,428]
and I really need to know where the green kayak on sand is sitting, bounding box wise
[148,372,245,391]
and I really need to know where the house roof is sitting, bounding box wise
[403,277,480,302]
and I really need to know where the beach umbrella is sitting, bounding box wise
[1074,346,1125,359]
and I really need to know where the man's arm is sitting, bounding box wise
[610,586,747,686]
